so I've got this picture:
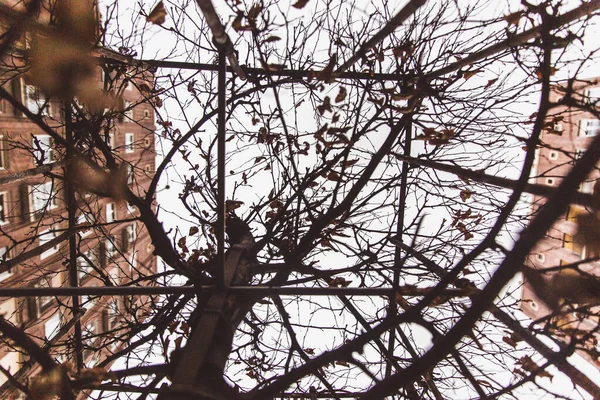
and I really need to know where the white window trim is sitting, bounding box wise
[44,313,61,340]
[0,134,6,170]
[106,203,115,223]
[78,250,95,281]
[39,227,59,260]
[0,191,7,225]
[106,236,116,258]
[77,213,93,237]
[23,80,51,117]
[548,150,559,161]
[125,133,134,153]
[32,135,54,165]
[30,181,58,221]
[0,246,12,282]
[579,119,600,137]
[545,178,555,186]
[124,101,134,120]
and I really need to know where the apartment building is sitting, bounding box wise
[522,78,600,367]
[0,59,158,396]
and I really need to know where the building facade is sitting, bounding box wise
[522,78,600,367]
[0,56,158,397]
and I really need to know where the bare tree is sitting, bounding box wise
[0,0,599,399]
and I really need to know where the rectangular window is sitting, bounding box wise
[122,224,136,252]
[106,203,115,223]
[0,247,12,282]
[0,135,6,169]
[579,119,600,137]
[585,87,600,101]
[39,227,59,260]
[0,348,19,387]
[579,180,595,194]
[44,313,61,340]
[24,82,51,116]
[0,192,7,225]
[109,300,119,329]
[127,164,134,185]
[124,101,133,120]
[575,149,585,160]
[77,213,94,237]
[36,278,53,313]
[30,181,57,220]
[106,236,116,259]
[125,133,134,153]
[78,250,95,281]
[32,135,54,165]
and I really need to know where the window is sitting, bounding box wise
[39,227,59,260]
[143,109,150,119]
[575,149,585,160]
[124,101,133,120]
[530,301,538,311]
[0,135,7,169]
[0,247,12,282]
[106,203,115,223]
[545,178,555,186]
[122,224,136,252]
[24,83,51,116]
[127,202,135,215]
[36,278,54,313]
[125,133,134,153]
[144,137,152,147]
[535,253,545,263]
[78,250,96,281]
[145,164,153,174]
[553,122,563,133]
[579,119,600,137]
[77,213,94,237]
[579,180,595,194]
[32,135,54,164]
[44,313,61,340]
[106,236,116,259]
[30,181,58,219]
[0,192,7,225]
[548,150,558,161]
[0,351,20,387]
[127,164,134,185]
[108,300,120,329]
[585,87,600,102]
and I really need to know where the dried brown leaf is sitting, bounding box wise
[146,1,167,25]
[292,0,310,9]
[335,86,347,103]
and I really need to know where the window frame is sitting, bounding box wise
[0,246,12,282]
[30,181,58,221]
[106,203,115,223]
[579,119,600,137]
[39,227,59,260]
[0,191,7,225]
[32,135,55,165]
[44,313,61,340]
[0,134,6,169]
[125,133,134,153]
[23,81,52,116]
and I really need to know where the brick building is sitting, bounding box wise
[522,78,600,367]
[0,49,158,397]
